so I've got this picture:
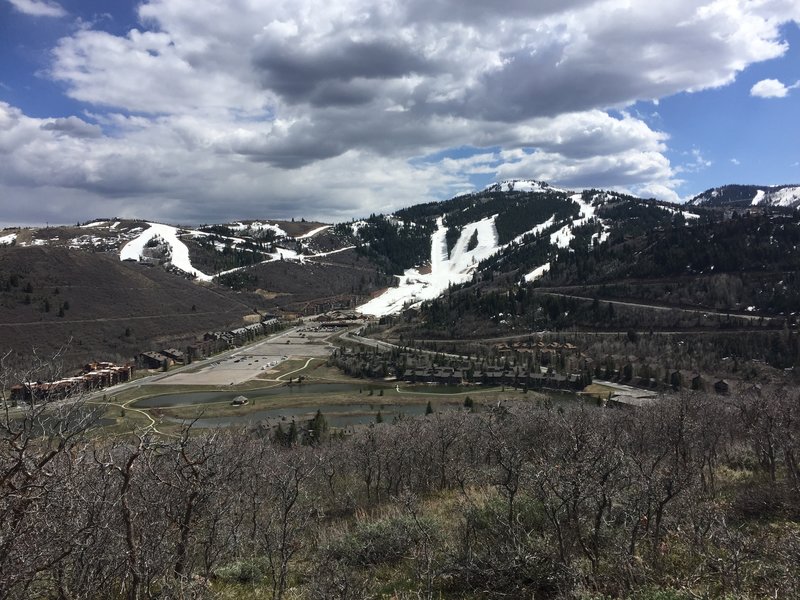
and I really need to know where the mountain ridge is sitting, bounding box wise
[689,183,800,208]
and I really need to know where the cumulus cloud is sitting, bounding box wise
[7,0,65,18]
[0,0,798,223]
[750,77,799,98]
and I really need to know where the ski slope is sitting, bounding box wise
[358,192,609,316]
[358,216,500,316]
[120,223,213,281]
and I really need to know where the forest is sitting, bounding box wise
[1,381,798,600]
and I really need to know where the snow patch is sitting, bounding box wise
[80,220,108,228]
[751,190,766,206]
[768,186,800,207]
[659,205,700,220]
[358,216,500,316]
[311,246,356,258]
[486,180,565,194]
[296,225,331,239]
[524,262,550,283]
[550,193,596,249]
[120,223,212,281]
[510,215,555,245]
[229,221,287,237]
[0,233,16,246]
[591,229,610,245]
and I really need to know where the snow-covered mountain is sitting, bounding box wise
[354,182,701,316]
[0,218,343,282]
[483,179,563,194]
[4,178,797,320]
[689,184,800,208]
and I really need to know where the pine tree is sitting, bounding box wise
[308,410,328,446]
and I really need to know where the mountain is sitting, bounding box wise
[348,183,703,316]
[3,179,799,370]
[0,218,382,365]
[688,184,800,208]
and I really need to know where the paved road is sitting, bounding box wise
[532,291,766,322]
[341,332,469,359]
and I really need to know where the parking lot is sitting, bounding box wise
[152,326,337,386]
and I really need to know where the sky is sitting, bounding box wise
[1,0,799,226]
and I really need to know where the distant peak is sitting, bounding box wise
[484,179,565,194]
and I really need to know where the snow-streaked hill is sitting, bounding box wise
[484,179,564,194]
[354,182,709,316]
[120,223,214,281]
[689,184,800,208]
[358,216,500,316]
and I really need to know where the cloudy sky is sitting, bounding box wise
[1,0,799,225]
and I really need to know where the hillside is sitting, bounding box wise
[350,184,704,316]
[342,182,799,377]
[2,179,799,375]
[0,245,270,367]
[689,184,800,208]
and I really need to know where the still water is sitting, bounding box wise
[133,382,579,429]
[131,383,382,408]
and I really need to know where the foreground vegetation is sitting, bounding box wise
[1,383,799,599]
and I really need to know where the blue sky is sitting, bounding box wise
[1,0,799,225]
[652,21,800,195]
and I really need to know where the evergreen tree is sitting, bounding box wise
[308,410,328,446]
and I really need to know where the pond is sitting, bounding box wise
[161,401,437,429]
[132,380,584,430]
[131,383,386,408]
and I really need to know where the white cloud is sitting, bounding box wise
[750,78,791,97]
[7,0,65,18]
[675,148,712,174]
[0,0,797,223]
[730,158,741,165]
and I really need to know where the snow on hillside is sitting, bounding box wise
[550,194,596,248]
[769,186,800,207]
[0,233,16,246]
[486,180,564,194]
[524,262,550,283]
[120,223,212,281]
[297,225,331,239]
[229,221,287,237]
[510,215,556,245]
[751,190,766,206]
[358,216,500,316]
[313,246,356,258]
[358,192,618,316]
[350,221,367,236]
[658,204,700,220]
